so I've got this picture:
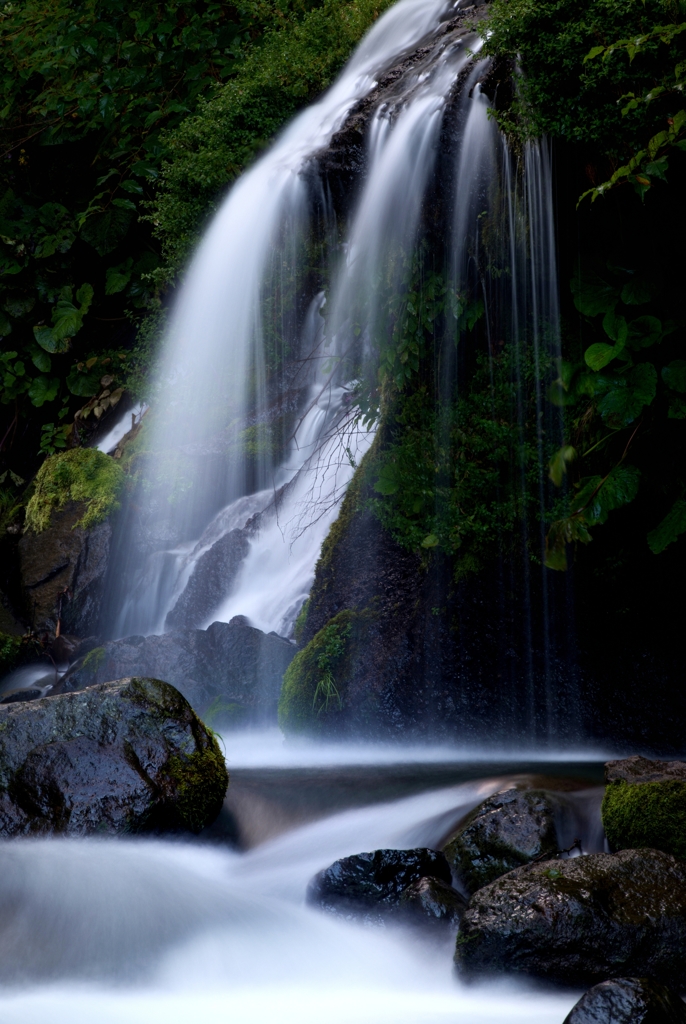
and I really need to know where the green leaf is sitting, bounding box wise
[571,274,619,317]
[66,364,101,397]
[0,311,11,337]
[421,533,440,549]
[33,325,70,354]
[374,463,400,496]
[602,309,628,345]
[76,282,94,312]
[585,342,620,371]
[662,359,686,393]
[597,363,657,426]
[575,464,641,526]
[31,349,51,372]
[80,207,132,256]
[105,258,133,295]
[668,395,686,419]
[28,375,60,407]
[549,445,577,486]
[647,498,686,554]
[627,315,662,350]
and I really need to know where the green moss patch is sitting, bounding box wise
[167,738,229,833]
[602,779,686,860]
[24,448,124,534]
[279,608,372,735]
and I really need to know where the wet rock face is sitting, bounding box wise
[307,848,452,922]
[399,875,467,931]
[59,618,295,722]
[456,848,686,987]
[602,756,686,860]
[18,500,111,636]
[442,788,561,894]
[0,677,228,836]
[563,977,686,1024]
[165,528,250,631]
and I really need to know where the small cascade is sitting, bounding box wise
[106,0,565,750]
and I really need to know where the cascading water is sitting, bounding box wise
[104,0,561,656]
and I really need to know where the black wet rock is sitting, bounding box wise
[602,756,686,860]
[18,500,111,635]
[455,848,686,987]
[563,977,686,1024]
[442,787,561,894]
[58,617,295,721]
[0,676,228,836]
[399,875,467,930]
[165,528,250,631]
[308,848,452,922]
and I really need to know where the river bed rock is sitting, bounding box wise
[58,617,296,722]
[456,848,686,987]
[399,875,467,930]
[563,977,686,1024]
[442,787,562,894]
[602,755,686,860]
[0,676,228,836]
[308,848,452,923]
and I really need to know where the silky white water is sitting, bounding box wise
[0,752,593,1023]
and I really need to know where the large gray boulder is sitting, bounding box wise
[0,677,228,836]
[58,617,296,721]
[442,787,562,894]
[456,848,686,987]
[563,977,686,1024]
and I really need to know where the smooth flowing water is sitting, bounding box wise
[0,739,608,1023]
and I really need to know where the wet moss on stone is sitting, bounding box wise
[278,608,370,734]
[602,778,686,860]
[166,738,228,833]
[24,448,124,534]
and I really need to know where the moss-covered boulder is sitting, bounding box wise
[443,788,562,894]
[456,848,686,987]
[0,676,228,835]
[602,756,686,860]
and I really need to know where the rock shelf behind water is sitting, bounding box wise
[0,677,228,836]
[456,848,686,987]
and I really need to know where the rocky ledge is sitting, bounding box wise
[57,616,296,724]
[0,676,228,836]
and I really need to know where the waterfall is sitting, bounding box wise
[106,0,561,665]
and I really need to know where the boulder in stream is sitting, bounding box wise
[308,847,452,923]
[602,756,686,859]
[0,676,228,836]
[442,787,562,894]
[455,848,686,987]
[399,875,467,930]
[563,977,686,1024]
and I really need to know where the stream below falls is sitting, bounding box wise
[0,736,611,1023]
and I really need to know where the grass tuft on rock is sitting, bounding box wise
[24,448,124,534]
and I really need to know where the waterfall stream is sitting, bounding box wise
[0,748,605,1022]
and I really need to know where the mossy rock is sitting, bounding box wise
[602,755,686,860]
[278,608,372,735]
[24,447,124,535]
[0,676,228,836]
